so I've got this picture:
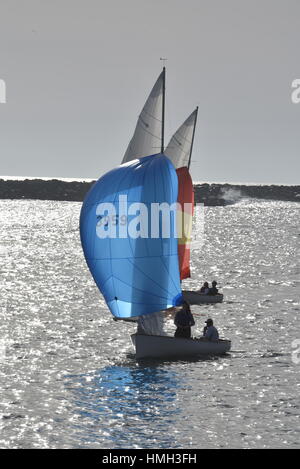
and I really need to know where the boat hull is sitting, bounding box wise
[182,290,223,304]
[131,333,231,359]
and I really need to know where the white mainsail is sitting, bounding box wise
[122,69,165,164]
[164,107,198,169]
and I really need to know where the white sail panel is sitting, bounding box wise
[164,108,198,169]
[122,70,164,164]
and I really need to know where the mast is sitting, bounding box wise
[188,106,198,170]
[161,67,166,153]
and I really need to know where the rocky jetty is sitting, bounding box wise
[0,179,92,202]
[0,179,299,206]
[193,183,300,206]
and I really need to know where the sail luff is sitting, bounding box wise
[164,107,198,169]
[188,106,198,169]
[122,70,164,164]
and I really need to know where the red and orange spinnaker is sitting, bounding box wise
[176,167,194,280]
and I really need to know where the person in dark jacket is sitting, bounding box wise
[208,280,219,295]
[202,318,219,341]
[174,301,195,339]
[199,281,209,294]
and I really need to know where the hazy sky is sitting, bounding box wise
[0,0,299,183]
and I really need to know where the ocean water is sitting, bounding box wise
[0,199,299,449]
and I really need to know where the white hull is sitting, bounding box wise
[131,333,231,359]
[183,290,223,304]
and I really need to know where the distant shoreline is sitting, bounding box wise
[0,178,299,206]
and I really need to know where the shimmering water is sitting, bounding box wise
[0,199,299,449]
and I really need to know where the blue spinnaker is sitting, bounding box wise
[80,154,183,318]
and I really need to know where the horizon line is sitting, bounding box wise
[0,175,299,186]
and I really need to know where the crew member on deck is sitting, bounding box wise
[174,301,195,339]
[208,280,219,295]
[203,318,219,341]
[199,281,209,294]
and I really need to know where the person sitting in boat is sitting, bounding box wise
[199,281,209,294]
[174,301,195,339]
[208,280,219,296]
[203,318,219,341]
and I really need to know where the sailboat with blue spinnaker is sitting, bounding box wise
[80,68,230,358]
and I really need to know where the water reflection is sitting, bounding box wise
[66,364,180,448]
[1,199,299,449]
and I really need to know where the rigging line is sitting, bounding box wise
[167,133,193,155]
[109,162,138,316]
[136,122,162,140]
[160,254,181,296]
[167,142,189,157]
[110,274,174,302]
[140,157,150,260]
[141,108,163,123]
[127,256,175,299]
[88,253,181,261]
[174,131,193,145]
[98,273,113,291]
